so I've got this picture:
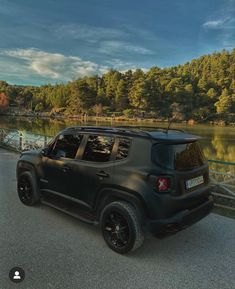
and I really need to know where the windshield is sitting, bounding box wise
[152,142,206,170]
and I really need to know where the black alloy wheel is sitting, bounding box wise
[17,172,40,206]
[18,176,33,205]
[103,211,130,249]
[101,201,144,254]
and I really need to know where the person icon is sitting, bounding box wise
[13,271,21,280]
[9,266,25,283]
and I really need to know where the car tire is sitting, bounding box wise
[100,201,144,254]
[17,171,40,206]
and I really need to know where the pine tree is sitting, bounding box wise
[115,79,128,111]
[207,88,217,99]
[128,79,150,112]
[215,88,233,114]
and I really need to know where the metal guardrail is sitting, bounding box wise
[0,128,235,211]
[209,163,235,196]
[208,160,235,211]
[0,128,53,151]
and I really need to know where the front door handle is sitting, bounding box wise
[96,171,109,178]
[61,165,71,173]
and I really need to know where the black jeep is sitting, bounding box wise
[16,126,213,254]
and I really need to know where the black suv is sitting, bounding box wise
[17,126,213,254]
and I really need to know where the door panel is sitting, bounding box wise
[40,156,67,194]
[64,134,116,208]
[64,160,114,208]
[39,132,84,196]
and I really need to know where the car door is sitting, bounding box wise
[39,132,84,196]
[64,134,115,209]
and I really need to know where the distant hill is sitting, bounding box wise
[0,48,235,122]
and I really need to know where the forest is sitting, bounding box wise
[0,48,235,122]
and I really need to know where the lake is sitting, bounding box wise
[0,115,235,164]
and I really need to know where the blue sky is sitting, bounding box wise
[0,0,234,85]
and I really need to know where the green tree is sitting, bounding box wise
[128,79,150,112]
[170,102,185,121]
[197,77,208,92]
[207,88,217,99]
[1,48,235,122]
[35,102,44,112]
[92,103,103,117]
[104,70,121,109]
[115,79,128,110]
[215,88,233,114]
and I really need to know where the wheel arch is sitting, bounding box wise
[94,187,148,223]
[17,160,38,179]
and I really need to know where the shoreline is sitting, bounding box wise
[0,112,234,127]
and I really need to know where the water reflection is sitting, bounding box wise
[0,116,234,163]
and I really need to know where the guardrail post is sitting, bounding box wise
[0,130,4,143]
[19,132,23,151]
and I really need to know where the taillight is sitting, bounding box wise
[156,177,170,192]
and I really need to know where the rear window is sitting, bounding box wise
[82,135,115,162]
[116,138,131,160]
[152,142,206,171]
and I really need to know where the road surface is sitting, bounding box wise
[0,148,235,289]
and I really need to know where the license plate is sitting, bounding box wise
[186,175,204,189]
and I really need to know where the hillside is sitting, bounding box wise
[0,48,235,122]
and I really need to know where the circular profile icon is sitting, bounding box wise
[9,267,25,283]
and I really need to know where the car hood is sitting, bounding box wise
[20,148,42,157]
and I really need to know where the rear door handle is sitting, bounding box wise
[61,165,71,173]
[96,171,109,178]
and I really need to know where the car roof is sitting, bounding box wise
[61,126,201,143]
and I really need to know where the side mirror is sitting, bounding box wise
[41,147,49,157]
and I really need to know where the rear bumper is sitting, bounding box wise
[147,196,214,236]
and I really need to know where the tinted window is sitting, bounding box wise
[50,134,83,159]
[152,142,206,170]
[83,135,114,162]
[116,138,131,160]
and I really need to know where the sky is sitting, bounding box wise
[0,0,234,85]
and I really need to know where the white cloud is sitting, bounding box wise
[202,20,225,29]
[202,15,235,30]
[54,24,154,55]
[0,48,107,81]
[102,59,149,74]
[201,1,235,49]
[0,48,144,84]
[202,0,235,30]
[104,58,137,71]
[98,40,154,55]
[54,24,127,43]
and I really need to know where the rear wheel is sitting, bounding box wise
[100,201,144,254]
[17,172,40,206]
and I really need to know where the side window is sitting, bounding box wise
[50,134,83,159]
[116,138,131,160]
[83,135,115,162]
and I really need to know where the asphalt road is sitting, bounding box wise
[0,148,235,289]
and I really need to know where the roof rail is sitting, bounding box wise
[115,125,185,133]
[63,125,152,138]
[62,125,185,139]
[64,126,113,131]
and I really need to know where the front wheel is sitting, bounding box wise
[17,171,40,206]
[100,201,144,254]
